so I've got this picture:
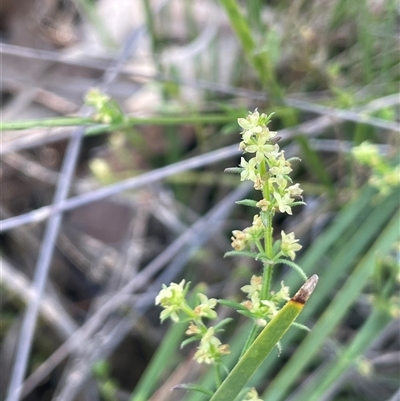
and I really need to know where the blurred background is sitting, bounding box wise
[1,1,399,401]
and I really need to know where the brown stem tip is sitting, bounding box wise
[291,274,319,304]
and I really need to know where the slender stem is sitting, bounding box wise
[261,262,273,300]
[1,114,240,131]
[259,160,267,178]
[214,364,223,387]
[1,118,94,130]
[180,302,197,320]
[255,240,264,255]
[260,169,274,299]
[261,211,274,300]
[265,212,273,259]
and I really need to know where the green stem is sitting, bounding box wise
[1,117,94,130]
[260,176,272,259]
[261,262,273,301]
[214,364,223,387]
[261,211,274,300]
[1,114,240,131]
[294,303,392,401]
[259,160,267,178]
[265,212,273,259]
[255,240,264,255]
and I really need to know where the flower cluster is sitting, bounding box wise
[224,110,307,327]
[155,110,307,375]
[191,327,230,364]
[155,280,190,323]
[231,214,264,251]
[85,88,124,125]
[229,110,304,264]
[352,141,400,196]
[236,110,304,216]
[155,280,230,364]
[240,276,290,326]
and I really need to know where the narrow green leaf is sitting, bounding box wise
[274,258,307,281]
[225,168,243,174]
[224,251,259,259]
[181,336,201,349]
[218,299,248,311]
[235,199,259,208]
[209,275,319,401]
[174,384,214,397]
[214,318,234,331]
[260,211,270,228]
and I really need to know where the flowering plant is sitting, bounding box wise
[155,110,315,400]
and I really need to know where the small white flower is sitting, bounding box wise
[238,110,263,143]
[194,294,218,319]
[241,275,263,299]
[270,151,292,187]
[155,280,187,322]
[231,229,248,251]
[273,192,293,215]
[245,130,277,163]
[240,157,258,182]
[193,327,230,364]
[281,231,302,260]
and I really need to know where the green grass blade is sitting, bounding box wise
[209,276,319,401]
[129,319,188,401]
[217,0,280,96]
[262,209,400,401]
[294,304,393,401]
